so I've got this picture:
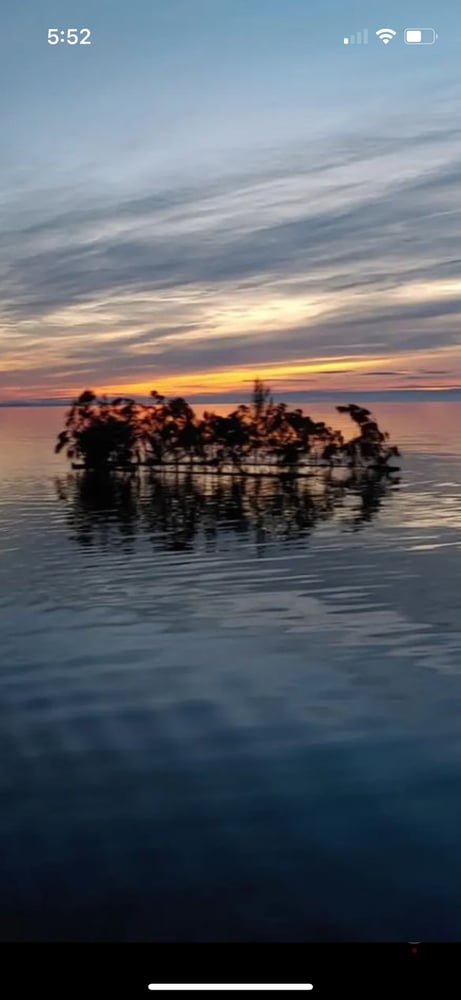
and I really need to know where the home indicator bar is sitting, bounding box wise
[148,987,314,992]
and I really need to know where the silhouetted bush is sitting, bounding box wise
[56,381,400,475]
[55,391,145,470]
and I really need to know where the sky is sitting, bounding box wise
[1,0,461,402]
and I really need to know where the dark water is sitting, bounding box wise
[1,403,461,941]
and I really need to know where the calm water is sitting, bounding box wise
[1,402,461,941]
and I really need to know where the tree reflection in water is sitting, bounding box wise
[55,467,400,554]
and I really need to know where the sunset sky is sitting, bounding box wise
[1,0,461,402]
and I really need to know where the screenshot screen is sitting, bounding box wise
[0,0,460,990]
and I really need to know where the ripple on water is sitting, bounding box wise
[2,406,461,939]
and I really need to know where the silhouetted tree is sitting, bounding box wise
[55,391,145,470]
[55,382,400,476]
[335,404,400,470]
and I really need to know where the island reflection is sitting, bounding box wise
[55,466,399,554]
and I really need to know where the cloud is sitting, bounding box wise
[1,121,461,395]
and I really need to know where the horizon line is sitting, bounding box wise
[2,387,461,407]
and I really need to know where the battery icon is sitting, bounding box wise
[404,28,437,44]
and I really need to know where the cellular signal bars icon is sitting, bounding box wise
[344,29,368,44]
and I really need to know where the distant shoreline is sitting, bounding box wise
[2,390,461,408]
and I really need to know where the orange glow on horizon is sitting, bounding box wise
[96,357,377,398]
[1,349,460,401]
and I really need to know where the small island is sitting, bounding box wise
[55,379,400,478]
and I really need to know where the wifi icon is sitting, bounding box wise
[376,27,397,44]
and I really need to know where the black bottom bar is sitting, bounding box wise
[1,942,458,999]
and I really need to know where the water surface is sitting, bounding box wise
[1,403,461,941]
